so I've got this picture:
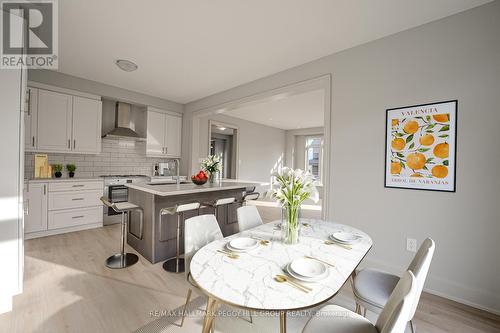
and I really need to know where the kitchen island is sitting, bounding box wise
[125,181,261,264]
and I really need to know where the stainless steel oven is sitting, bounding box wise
[101,175,148,225]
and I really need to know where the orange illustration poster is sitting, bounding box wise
[385,100,457,192]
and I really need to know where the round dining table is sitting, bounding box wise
[190,218,373,333]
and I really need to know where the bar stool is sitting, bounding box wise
[204,197,236,222]
[241,191,260,205]
[159,202,201,273]
[100,197,144,269]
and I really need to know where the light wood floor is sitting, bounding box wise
[1,206,499,332]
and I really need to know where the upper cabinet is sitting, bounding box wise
[72,97,102,153]
[26,84,102,154]
[37,90,73,152]
[24,87,38,151]
[146,108,182,158]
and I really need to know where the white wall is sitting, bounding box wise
[284,127,324,169]
[195,113,285,183]
[183,2,500,313]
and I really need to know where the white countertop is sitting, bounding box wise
[190,219,372,311]
[126,180,263,197]
[27,177,103,183]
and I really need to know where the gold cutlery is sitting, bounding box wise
[305,255,335,267]
[324,240,352,250]
[275,275,311,293]
[217,250,239,259]
[252,237,270,246]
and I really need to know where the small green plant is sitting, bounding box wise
[52,164,63,172]
[66,164,77,172]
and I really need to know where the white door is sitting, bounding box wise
[165,114,182,157]
[72,96,102,153]
[146,111,166,156]
[24,87,38,151]
[25,183,48,233]
[37,90,73,152]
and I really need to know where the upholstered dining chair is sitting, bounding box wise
[302,270,417,333]
[352,238,435,333]
[236,205,263,232]
[180,214,224,328]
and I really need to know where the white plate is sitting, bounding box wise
[289,258,327,278]
[226,243,259,253]
[330,232,360,244]
[229,237,259,250]
[286,263,329,282]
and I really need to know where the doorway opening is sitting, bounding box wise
[209,121,238,179]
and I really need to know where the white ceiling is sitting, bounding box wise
[57,0,490,103]
[225,89,324,130]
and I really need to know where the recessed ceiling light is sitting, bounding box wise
[115,59,138,72]
[269,118,273,120]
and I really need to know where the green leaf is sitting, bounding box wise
[439,125,450,132]
[426,115,431,122]
[395,132,404,137]
[406,134,414,143]
[418,148,430,152]
[409,142,415,149]
[396,152,405,158]
[423,165,428,170]
[426,157,434,162]
[400,162,405,169]
[427,124,436,130]
[443,160,449,166]
[426,130,434,133]
[439,134,449,138]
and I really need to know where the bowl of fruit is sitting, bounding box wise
[191,170,208,185]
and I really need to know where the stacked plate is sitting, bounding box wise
[329,231,361,245]
[286,258,329,282]
[226,237,259,253]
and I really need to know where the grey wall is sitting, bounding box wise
[29,69,183,113]
[196,113,285,183]
[183,2,500,313]
[285,127,324,169]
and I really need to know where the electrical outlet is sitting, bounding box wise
[406,238,417,252]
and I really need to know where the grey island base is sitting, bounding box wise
[125,181,260,264]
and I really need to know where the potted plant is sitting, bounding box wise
[201,155,221,183]
[269,167,319,244]
[66,164,77,178]
[52,164,63,178]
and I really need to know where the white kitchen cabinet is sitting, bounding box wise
[24,87,38,151]
[165,114,182,157]
[37,89,73,152]
[146,108,182,158]
[25,183,48,234]
[72,96,102,154]
[25,179,103,239]
[146,110,166,156]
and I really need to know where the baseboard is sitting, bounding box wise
[361,257,500,316]
[25,222,103,239]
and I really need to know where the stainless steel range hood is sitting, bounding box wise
[103,102,146,141]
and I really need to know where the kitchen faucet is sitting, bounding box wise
[173,159,180,185]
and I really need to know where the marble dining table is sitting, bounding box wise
[190,218,373,333]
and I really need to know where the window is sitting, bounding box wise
[305,136,323,183]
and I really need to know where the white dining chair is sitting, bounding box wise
[180,214,252,328]
[178,214,223,328]
[236,205,263,232]
[352,238,435,332]
[302,270,417,333]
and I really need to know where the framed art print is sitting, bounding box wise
[385,100,457,192]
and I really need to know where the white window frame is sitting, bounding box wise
[305,135,323,184]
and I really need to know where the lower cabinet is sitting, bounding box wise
[25,180,103,239]
[24,183,48,233]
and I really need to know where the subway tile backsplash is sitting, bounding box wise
[25,139,172,179]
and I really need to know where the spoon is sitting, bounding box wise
[324,240,352,250]
[275,275,311,293]
[217,250,239,259]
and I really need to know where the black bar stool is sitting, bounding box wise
[100,197,143,269]
[159,202,201,273]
